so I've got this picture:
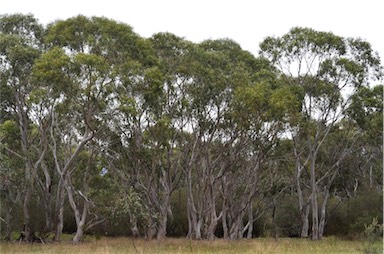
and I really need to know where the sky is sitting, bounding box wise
[2,0,383,60]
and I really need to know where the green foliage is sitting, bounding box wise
[348,85,383,134]
[0,120,19,138]
[31,47,71,98]
[325,188,383,239]
[1,13,382,241]
[362,217,383,254]
[232,83,270,129]
[0,13,44,46]
[275,199,301,237]
[0,14,43,81]
[259,27,345,63]
[111,188,145,218]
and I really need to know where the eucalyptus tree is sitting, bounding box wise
[40,15,146,243]
[144,33,193,239]
[181,39,243,239]
[0,14,45,241]
[32,45,92,242]
[103,53,159,238]
[107,32,194,239]
[181,39,279,240]
[29,47,72,236]
[260,27,382,239]
[223,78,300,239]
[345,85,383,191]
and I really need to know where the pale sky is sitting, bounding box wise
[2,0,383,61]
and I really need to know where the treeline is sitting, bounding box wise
[0,14,382,243]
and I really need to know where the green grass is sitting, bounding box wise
[0,236,381,254]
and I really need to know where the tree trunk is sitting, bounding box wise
[229,217,240,239]
[186,201,193,238]
[222,199,229,239]
[300,205,310,238]
[73,203,88,244]
[18,101,36,242]
[65,175,88,244]
[157,169,172,240]
[310,154,319,240]
[43,198,52,232]
[319,188,331,239]
[73,206,87,244]
[145,218,156,239]
[295,147,310,238]
[196,220,202,239]
[129,216,139,237]
[40,161,53,232]
[297,176,310,237]
[53,178,65,241]
[207,213,218,241]
[206,183,220,241]
[246,203,253,239]
[73,226,84,244]
[22,187,32,241]
[157,206,168,239]
[186,167,202,239]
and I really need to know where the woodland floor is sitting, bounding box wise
[0,236,382,254]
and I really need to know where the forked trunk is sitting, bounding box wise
[73,223,84,244]
[66,175,89,244]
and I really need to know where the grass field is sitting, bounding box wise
[0,236,382,254]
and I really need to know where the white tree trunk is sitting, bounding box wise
[310,154,319,240]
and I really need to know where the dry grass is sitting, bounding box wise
[0,236,379,254]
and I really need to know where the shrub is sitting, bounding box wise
[362,217,383,254]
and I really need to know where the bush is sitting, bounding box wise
[362,217,383,254]
[325,187,383,239]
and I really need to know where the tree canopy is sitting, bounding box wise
[0,14,382,243]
